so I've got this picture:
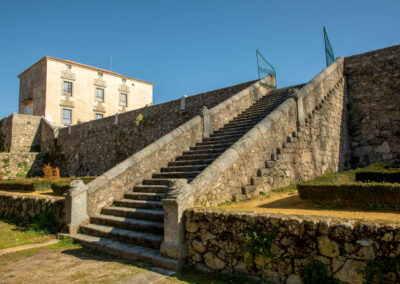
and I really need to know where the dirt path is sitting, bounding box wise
[219,191,400,223]
[0,243,145,284]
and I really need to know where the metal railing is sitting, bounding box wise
[256,49,276,89]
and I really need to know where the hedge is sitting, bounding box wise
[0,179,51,192]
[297,182,400,210]
[0,177,97,194]
[355,171,400,183]
[51,177,97,195]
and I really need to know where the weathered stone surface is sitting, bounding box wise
[317,235,340,257]
[345,45,400,167]
[286,274,302,284]
[192,239,206,253]
[0,194,65,227]
[186,209,400,282]
[204,252,225,270]
[333,260,366,284]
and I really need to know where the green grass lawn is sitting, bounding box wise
[0,219,54,249]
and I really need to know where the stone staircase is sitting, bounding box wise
[69,85,297,270]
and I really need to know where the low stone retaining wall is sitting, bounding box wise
[0,194,65,227]
[185,209,400,284]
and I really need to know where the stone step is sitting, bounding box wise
[191,143,232,150]
[161,164,208,172]
[101,206,164,221]
[182,148,225,155]
[125,192,165,201]
[220,125,254,132]
[203,134,243,142]
[113,199,163,210]
[79,224,163,250]
[69,234,179,271]
[168,158,214,166]
[212,128,248,136]
[134,185,169,193]
[175,153,220,161]
[152,171,201,179]
[90,214,164,234]
[198,139,238,146]
[142,178,189,186]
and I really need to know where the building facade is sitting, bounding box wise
[18,56,153,125]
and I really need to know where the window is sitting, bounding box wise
[96,88,104,102]
[98,72,103,77]
[63,81,72,96]
[95,113,103,120]
[122,78,126,82]
[62,109,72,124]
[66,64,71,69]
[120,93,127,106]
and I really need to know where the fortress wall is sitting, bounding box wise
[345,44,400,167]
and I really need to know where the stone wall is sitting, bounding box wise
[345,44,400,167]
[0,115,12,152]
[10,114,42,152]
[0,194,64,227]
[185,209,400,284]
[0,113,42,153]
[18,60,47,117]
[0,152,46,179]
[46,80,257,177]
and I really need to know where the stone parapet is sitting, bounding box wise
[185,208,400,283]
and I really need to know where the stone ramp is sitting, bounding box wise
[69,85,300,270]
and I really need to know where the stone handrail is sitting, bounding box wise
[161,57,345,261]
[65,79,270,233]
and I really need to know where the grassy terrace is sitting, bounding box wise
[219,162,400,223]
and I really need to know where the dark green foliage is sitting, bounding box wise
[51,176,97,195]
[298,182,400,210]
[28,204,61,234]
[245,223,278,256]
[302,261,337,284]
[355,162,400,183]
[365,257,400,284]
[0,177,96,193]
[0,179,51,191]
[0,133,7,152]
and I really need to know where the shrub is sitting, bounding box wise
[51,176,97,195]
[298,182,400,210]
[42,163,60,180]
[53,167,60,179]
[43,163,53,180]
[0,179,51,191]
[245,223,278,257]
[302,261,337,284]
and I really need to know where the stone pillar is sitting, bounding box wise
[64,180,89,234]
[201,106,213,138]
[294,90,305,127]
[180,95,187,110]
[160,180,188,267]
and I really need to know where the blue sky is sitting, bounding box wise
[0,0,399,118]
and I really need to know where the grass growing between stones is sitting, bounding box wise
[163,267,261,284]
